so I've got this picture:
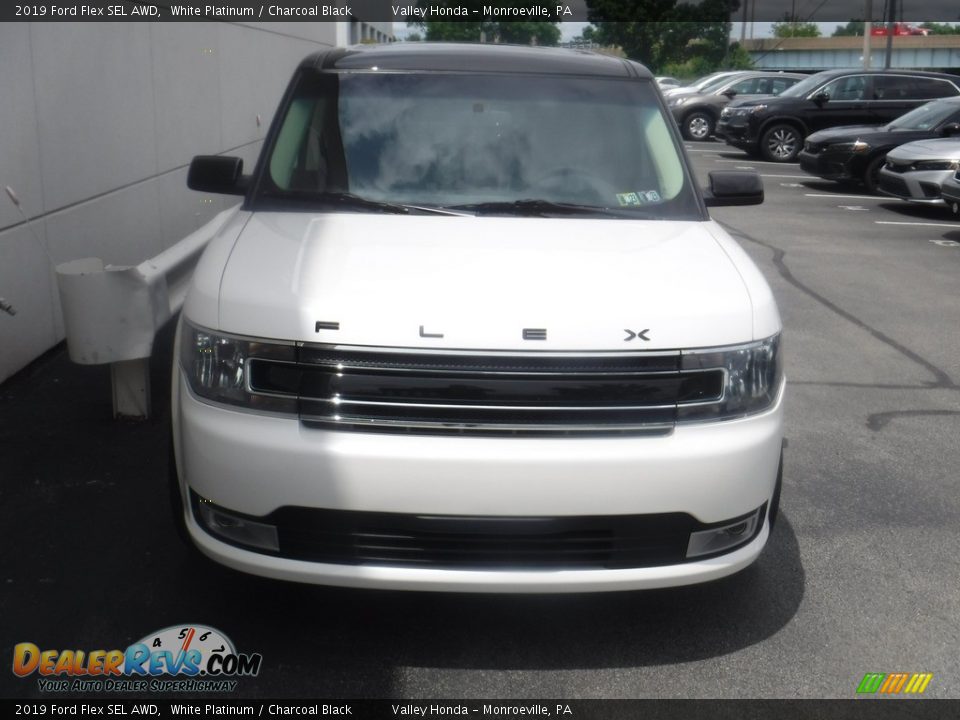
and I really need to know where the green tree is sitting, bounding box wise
[724,42,755,69]
[919,22,960,35]
[585,0,740,71]
[832,20,865,37]
[772,15,821,38]
[407,1,562,46]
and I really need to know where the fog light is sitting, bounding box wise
[686,507,762,558]
[197,502,280,552]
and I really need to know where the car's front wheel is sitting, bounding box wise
[683,111,715,141]
[761,124,802,162]
[863,154,887,194]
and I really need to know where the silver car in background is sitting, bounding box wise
[941,170,960,213]
[878,138,960,204]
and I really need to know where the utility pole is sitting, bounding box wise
[863,0,872,69]
[884,0,896,68]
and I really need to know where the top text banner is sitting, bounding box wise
[3,0,960,23]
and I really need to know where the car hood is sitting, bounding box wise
[805,125,888,143]
[663,87,699,97]
[197,213,773,351]
[886,137,960,162]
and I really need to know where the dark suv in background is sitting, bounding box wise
[668,71,805,141]
[716,69,960,162]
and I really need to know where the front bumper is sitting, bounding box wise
[716,118,756,148]
[942,179,960,211]
[877,167,952,204]
[173,373,785,592]
[798,150,857,181]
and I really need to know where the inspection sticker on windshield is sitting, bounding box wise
[617,191,660,206]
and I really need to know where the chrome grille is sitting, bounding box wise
[248,347,725,436]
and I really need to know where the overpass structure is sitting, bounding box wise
[743,36,960,73]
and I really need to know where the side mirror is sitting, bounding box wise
[940,122,960,137]
[721,88,738,98]
[187,156,248,195]
[703,171,764,207]
[812,91,830,106]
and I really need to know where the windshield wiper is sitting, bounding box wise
[447,199,639,218]
[268,191,471,216]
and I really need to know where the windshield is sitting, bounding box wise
[700,74,740,95]
[256,71,701,219]
[887,99,960,130]
[778,73,829,98]
[691,72,727,91]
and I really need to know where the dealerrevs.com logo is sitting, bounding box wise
[13,624,262,693]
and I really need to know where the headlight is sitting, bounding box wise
[677,334,783,422]
[748,104,768,115]
[831,140,870,153]
[179,320,298,413]
[912,159,960,171]
[669,96,690,107]
[721,107,732,118]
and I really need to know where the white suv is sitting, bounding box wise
[171,43,785,593]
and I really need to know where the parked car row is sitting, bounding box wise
[661,67,960,209]
[798,97,960,192]
[667,71,805,140]
[715,69,960,162]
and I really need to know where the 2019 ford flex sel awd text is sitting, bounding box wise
[170,43,785,593]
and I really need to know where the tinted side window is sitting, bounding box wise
[821,75,868,101]
[874,76,959,100]
[729,77,759,95]
[908,78,959,100]
[758,77,798,96]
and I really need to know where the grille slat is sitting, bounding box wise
[248,347,725,436]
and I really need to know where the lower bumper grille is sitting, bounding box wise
[191,493,766,570]
[878,174,910,198]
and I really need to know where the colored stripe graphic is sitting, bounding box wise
[857,672,933,694]
[904,674,934,694]
[880,673,909,694]
[857,673,885,693]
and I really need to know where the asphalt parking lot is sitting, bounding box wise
[1,140,959,700]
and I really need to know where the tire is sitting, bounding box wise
[863,154,887,194]
[683,111,715,141]
[760,123,802,162]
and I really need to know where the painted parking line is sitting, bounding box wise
[804,193,884,201]
[762,174,811,179]
[713,158,792,165]
[876,220,960,229]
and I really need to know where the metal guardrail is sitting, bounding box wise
[55,206,237,419]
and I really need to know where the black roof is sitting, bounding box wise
[298,42,648,79]
[805,68,960,81]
